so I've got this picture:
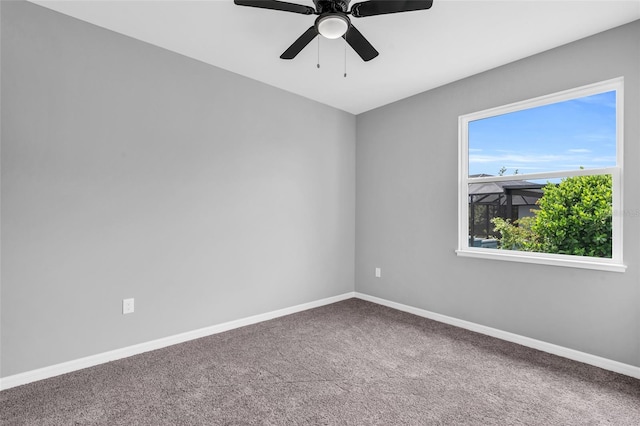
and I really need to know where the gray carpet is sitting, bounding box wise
[1,298,639,425]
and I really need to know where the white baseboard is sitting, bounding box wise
[355,292,640,380]
[0,292,356,391]
[3,290,638,391]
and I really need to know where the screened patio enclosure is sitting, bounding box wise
[469,175,545,241]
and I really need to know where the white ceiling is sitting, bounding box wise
[30,0,640,114]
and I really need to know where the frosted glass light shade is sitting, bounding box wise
[317,15,349,39]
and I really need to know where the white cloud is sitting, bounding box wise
[469,153,565,164]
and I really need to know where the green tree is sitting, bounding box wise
[490,174,612,258]
[491,216,538,251]
[532,174,612,257]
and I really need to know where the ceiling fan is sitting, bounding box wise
[234,0,434,62]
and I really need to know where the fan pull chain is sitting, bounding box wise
[317,37,320,69]
[343,37,347,78]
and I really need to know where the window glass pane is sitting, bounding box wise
[468,91,616,177]
[468,174,613,258]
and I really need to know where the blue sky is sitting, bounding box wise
[468,91,617,177]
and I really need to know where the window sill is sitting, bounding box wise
[455,248,627,273]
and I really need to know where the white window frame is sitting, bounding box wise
[457,77,625,272]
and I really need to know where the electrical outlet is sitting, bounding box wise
[122,298,134,314]
[375,267,381,278]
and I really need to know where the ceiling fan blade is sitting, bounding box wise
[343,25,378,62]
[280,26,318,59]
[351,0,433,18]
[234,0,315,15]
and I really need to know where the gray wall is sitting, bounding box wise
[356,21,640,367]
[1,1,355,377]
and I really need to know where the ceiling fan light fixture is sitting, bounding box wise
[317,14,349,39]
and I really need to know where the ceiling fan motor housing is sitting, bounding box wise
[314,0,350,14]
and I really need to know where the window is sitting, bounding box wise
[457,78,625,272]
